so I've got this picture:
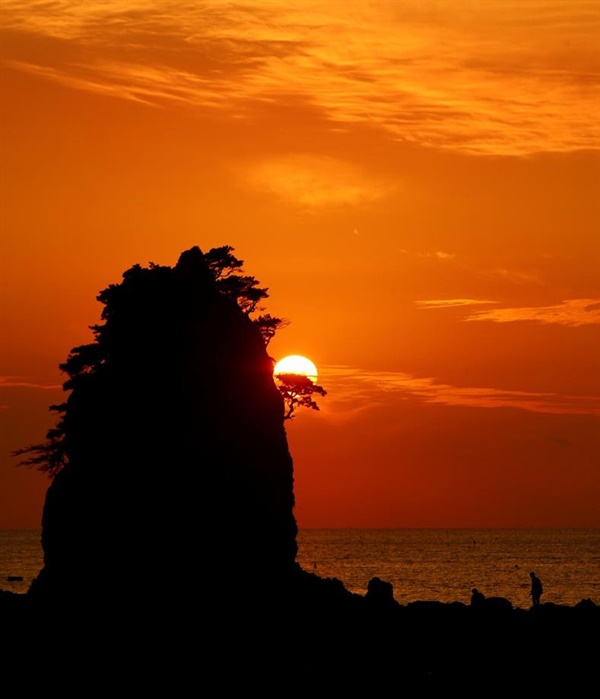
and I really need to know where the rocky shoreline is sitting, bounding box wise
[1,570,597,692]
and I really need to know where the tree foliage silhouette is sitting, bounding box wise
[205,244,268,314]
[204,245,290,342]
[13,245,325,476]
[275,373,327,421]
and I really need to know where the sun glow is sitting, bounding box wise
[273,355,318,382]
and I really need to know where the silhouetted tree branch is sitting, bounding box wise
[203,245,244,278]
[275,373,327,420]
[256,314,291,347]
[203,245,289,337]
[12,403,68,477]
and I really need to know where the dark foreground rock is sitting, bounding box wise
[1,579,598,693]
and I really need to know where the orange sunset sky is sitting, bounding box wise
[1,1,599,529]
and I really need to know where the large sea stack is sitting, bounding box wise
[28,246,300,612]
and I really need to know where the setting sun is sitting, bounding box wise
[273,355,318,382]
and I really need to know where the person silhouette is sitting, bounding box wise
[470,588,486,607]
[530,571,543,606]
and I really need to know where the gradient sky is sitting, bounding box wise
[1,0,599,529]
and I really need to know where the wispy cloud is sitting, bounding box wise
[399,249,456,261]
[0,376,61,411]
[479,267,544,285]
[243,154,394,207]
[465,299,600,326]
[0,376,62,390]
[416,299,497,309]
[2,0,598,156]
[319,365,600,417]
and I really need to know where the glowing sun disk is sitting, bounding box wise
[273,355,318,381]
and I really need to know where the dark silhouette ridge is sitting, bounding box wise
[2,245,598,691]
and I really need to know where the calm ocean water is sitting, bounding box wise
[1,528,599,609]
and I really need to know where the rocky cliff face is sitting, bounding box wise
[30,247,298,607]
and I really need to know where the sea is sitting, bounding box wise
[1,528,599,609]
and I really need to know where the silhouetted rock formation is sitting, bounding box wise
[29,246,299,610]
[365,575,397,609]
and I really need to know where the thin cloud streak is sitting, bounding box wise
[416,299,498,309]
[0,376,62,390]
[399,249,457,260]
[465,299,600,326]
[479,268,544,285]
[1,1,598,156]
[0,377,62,410]
[319,365,600,417]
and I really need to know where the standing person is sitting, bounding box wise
[530,571,543,606]
[470,588,486,607]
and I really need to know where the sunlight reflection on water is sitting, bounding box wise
[297,528,600,608]
[1,528,598,607]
